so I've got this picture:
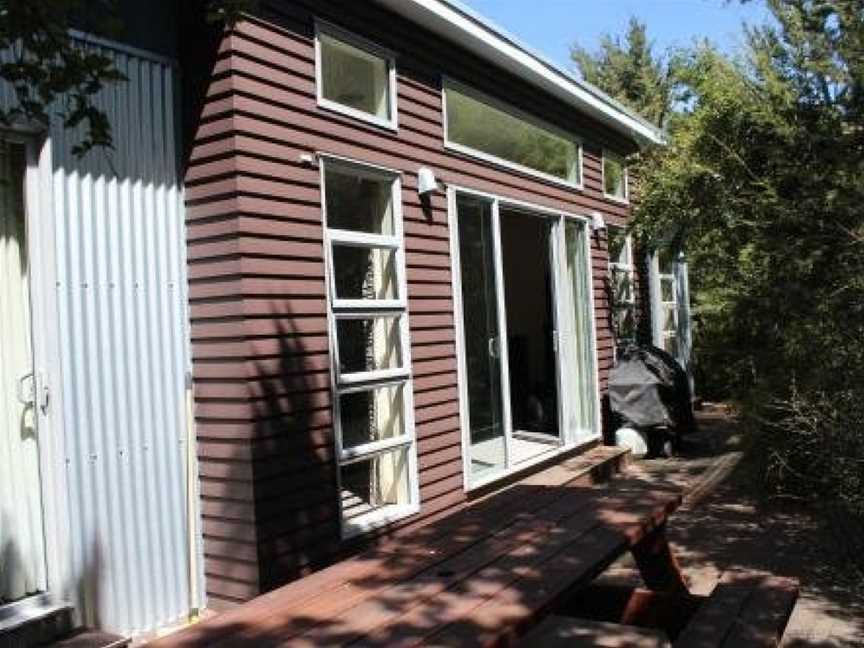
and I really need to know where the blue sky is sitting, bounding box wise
[460,0,773,72]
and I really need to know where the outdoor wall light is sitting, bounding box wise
[591,211,607,231]
[417,167,439,195]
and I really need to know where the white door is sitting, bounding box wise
[0,139,47,604]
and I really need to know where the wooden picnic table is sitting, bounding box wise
[153,449,685,647]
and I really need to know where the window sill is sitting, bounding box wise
[317,97,399,133]
[444,140,583,192]
[341,503,420,539]
[603,193,630,206]
[464,434,601,493]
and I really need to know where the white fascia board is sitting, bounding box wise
[372,0,666,147]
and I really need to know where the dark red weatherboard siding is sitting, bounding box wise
[184,0,643,608]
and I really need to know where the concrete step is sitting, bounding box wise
[0,596,73,648]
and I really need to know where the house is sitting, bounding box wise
[0,0,692,641]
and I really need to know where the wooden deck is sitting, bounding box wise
[153,447,684,647]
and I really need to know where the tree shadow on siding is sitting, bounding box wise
[247,309,342,593]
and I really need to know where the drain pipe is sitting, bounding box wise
[185,370,200,624]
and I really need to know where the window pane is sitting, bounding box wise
[324,168,394,235]
[337,316,403,375]
[445,85,579,184]
[614,306,636,341]
[657,248,676,274]
[332,245,399,301]
[320,33,390,120]
[663,334,679,358]
[604,155,626,199]
[340,447,410,524]
[663,305,677,332]
[612,268,634,304]
[608,229,630,266]
[661,277,676,303]
[339,383,406,449]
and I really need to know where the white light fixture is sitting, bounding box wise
[417,167,438,195]
[591,211,607,232]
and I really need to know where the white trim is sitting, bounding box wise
[342,502,421,539]
[337,368,411,388]
[320,155,419,538]
[442,78,583,190]
[602,150,630,204]
[340,435,413,463]
[328,230,401,248]
[447,184,601,492]
[465,433,601,493]
[314,20,399,132]
[371,0,664,145]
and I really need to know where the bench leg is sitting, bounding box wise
[631,522,689,595]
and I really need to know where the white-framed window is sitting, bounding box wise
[314,21,398,131]
[443,79,583,188]
[607,226,637,356]
[320,155,418,536]
[602,150,629,202]
[653,248,680,358]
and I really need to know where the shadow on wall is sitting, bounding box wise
[246,306,341,593]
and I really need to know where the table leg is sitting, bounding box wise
[631,521,689,594]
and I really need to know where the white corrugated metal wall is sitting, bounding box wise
[1,36,201,636]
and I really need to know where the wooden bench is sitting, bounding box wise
[674,572,799,647]
[151,449,687,647]
[521,572,799,648]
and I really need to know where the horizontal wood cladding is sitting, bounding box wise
[187,0,642,607]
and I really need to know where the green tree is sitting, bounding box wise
[0,0,254,156]
[571,17,679,127]
[582,2,864,515]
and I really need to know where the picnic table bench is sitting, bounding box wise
[152,447,796,646]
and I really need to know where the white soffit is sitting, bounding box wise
[372,0,666,146]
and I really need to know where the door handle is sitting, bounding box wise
[488,337,499,359]
[16,371,35,406]
[38,372,50,414]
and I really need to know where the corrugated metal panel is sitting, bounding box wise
[1,38,199,635]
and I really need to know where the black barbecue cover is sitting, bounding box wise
[609,344,695,433]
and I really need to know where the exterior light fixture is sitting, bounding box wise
[591,211,607,231]
[417,167,438,195]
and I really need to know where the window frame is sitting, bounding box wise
[447,184,602,493]
[314,20,399,132]
[607,226,637,356]
[602,150,629,204]
[442,78,584,190]
[320,155,419,537]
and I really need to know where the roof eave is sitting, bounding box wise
[372,0,666,147]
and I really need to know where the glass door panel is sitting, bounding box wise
[561,220,599,440]
[499,208,561,464]
[0,141,47,604]
[455,196,507,480]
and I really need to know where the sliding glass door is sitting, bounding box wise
[454,196,508,481]
[452,190,599,488]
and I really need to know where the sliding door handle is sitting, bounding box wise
[16,371,35,406]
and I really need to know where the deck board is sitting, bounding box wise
[153,448,682,647]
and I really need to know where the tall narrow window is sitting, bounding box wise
[655,248,680,358]
[315,23,397,129]
[322,158,417,535]
[603,151,628,202]
[608,227,637,356]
